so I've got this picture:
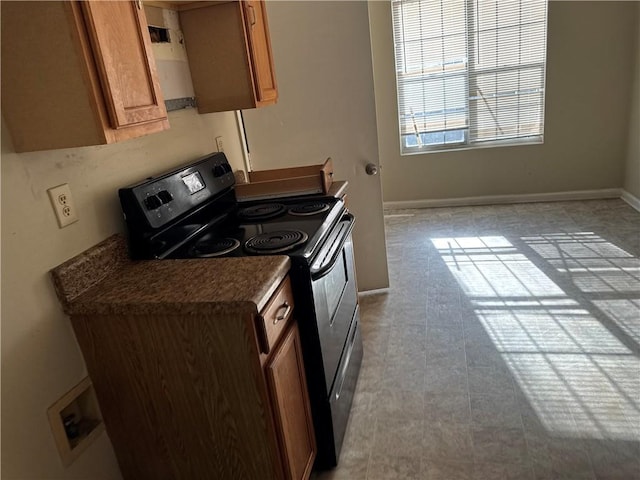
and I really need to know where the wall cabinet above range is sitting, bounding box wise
[1,1,169,153]
[177,0,278,113]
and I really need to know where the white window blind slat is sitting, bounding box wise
[392,0,548,153]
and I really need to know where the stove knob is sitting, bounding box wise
[158,190,173,204]
[213,165,226,178]
[144,195,162,210]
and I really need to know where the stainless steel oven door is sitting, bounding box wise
[311,214,358,391]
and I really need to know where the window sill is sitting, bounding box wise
[400,137,544,156]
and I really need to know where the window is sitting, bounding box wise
[392,0,548,154]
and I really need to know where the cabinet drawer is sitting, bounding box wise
[257,276,294,354]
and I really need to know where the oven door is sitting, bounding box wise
[329,306,362,464]
[311,214,358,391]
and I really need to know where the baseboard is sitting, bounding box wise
[621,189,640,212]
[384,188,623,210]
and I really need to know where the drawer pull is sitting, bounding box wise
[274,302,292,324]
[248,4,256,26]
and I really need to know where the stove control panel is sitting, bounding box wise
[119,152,235,230]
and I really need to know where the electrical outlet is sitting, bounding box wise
[215,136,224,152]
[47,184,78,228]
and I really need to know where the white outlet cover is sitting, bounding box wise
[47,184,79,228]
[215,136,224,152]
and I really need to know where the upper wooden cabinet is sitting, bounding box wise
[1,1,169,153]
[179,0,278,113]
[80,2,169,129]
[243,1,278,105]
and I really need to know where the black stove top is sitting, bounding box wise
[167,196,343,260]
[118,152,345,264]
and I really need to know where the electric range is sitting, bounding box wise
[118,152,362,469]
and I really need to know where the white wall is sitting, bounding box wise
[241,1,389,291]
[1,109,244,479]
[624,4,640,199]
[369,1,638,203]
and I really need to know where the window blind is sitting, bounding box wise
[392,0,548,153]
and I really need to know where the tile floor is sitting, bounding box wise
[314,199,640,480]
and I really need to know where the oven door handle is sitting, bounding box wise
[311,213,355,280]
[335,318,358,402]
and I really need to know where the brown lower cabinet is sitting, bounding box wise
[69,275,315,480]
[266,325,316,480]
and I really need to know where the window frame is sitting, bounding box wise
[392,0,549,156]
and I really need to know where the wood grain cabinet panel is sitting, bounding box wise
[243,0,278,105]
[179,0,278,113]
[1,1,169,153]
[80,1,167,128]
[267,324,317,480]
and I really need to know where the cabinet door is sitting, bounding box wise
[81,1,167,128]
[243,0,278,105]
[266,324,316,480]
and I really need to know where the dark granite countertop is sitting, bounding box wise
[51,234,291,317]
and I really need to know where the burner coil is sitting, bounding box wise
[244,230,309,254]
[189,236,241,258]
[237,203,286,221]
[288,202,330,216]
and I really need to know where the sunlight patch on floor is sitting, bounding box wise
[432,234,640,442]
[522,232,640,293]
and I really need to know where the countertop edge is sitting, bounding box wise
[50,234,129,312]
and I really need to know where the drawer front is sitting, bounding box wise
[258,276,294,354]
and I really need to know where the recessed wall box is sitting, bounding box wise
[47,377,105,467]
